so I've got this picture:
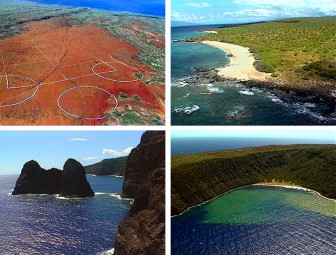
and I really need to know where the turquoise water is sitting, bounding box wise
[171,26,336,125]
[172,26,229,78]
[172,185,336,254]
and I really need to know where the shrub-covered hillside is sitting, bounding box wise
[172,145,336,215]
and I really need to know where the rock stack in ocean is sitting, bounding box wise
[114,131,165,255]
[12,159,94,198]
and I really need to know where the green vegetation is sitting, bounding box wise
[132,94,142,102]
[119,92,129,100]
[124,104,132,111]
[85,156,128,176]
[0,1,164,73]
[120,112,145,125]
[171,145,336,215]
[197,17,335,84]
[135,73,144,80]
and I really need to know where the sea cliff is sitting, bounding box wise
[114,131,165,255]
[85,157,127,176]
[171,145,336,215]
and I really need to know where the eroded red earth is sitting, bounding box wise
[0,19,164,125]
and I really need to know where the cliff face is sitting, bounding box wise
[85,157,127,176]
[114,131,165,255]
[121,131,165,199]
[12,159,94,198]
[171,145,336,216]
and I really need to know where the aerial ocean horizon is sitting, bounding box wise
[0,174,131,255]
[21,0,165,17]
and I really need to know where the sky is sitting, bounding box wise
[172,128,336,154]
[0,130,145,175]
[171,0,336,25]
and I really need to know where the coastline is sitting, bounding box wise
[172,183,336,217]
[202,40,272,82]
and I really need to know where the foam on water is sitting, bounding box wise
[239,90,254,96]
[98,248,115,255]
[174,105,200,115]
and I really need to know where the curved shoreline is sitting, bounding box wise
[202,40,272,82]
[172,184,336,217]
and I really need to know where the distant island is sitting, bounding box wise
[193,17,335,97]
[171,144,336,215]
[85,156,127,176]
[12,159,94,198]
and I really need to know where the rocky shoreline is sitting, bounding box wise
[187,67,336,121]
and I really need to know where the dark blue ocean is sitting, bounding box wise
[171,137,335,155]
[25,0,165,17]
[172,185,336,255]
[171,26,336,125]
[0,174,131,255]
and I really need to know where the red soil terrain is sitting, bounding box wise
[0,19,164,125]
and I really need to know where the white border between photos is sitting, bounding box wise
[1,1,336,254]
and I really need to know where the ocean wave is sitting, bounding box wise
[226,105,247,118]
[294,108,328,121]
[266,93,335,122]
[97,248,114,255]
[208,87,224,94]
[239,90,254,96]
[110,193,134,202]
[199,84,224,94]
[303,102,316,108]
[55,195,86,200]
[174,105,200,115]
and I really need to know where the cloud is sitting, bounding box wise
[83,156,100,161]
[184,2,212,8]
[232,0,336,16]
[102,147,133,157]
[173,0,335,24]
[222,8,275,17]
[71,138,88,141]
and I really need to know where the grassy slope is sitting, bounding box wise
[198,17,335,86]
[171,145,336,215]
[85,156,128,176]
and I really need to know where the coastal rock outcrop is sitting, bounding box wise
[121,131,165,198]
[61,159,94,198]
[12,159,94,198]
[114,131,165,255]
[12,160,62,195]
[85,156,127,176]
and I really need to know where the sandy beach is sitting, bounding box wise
[203,40,272,81]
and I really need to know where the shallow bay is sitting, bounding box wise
[171,185,336,255]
